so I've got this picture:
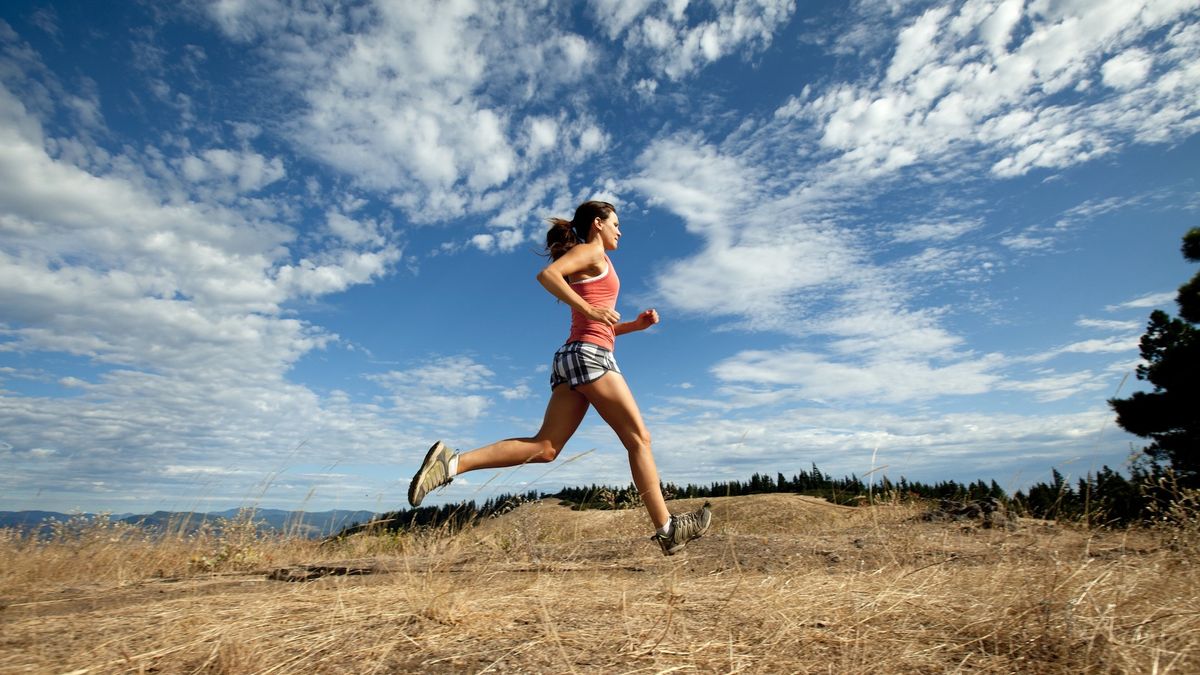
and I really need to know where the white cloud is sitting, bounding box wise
[1076,318,1141,331]
[886,5,949,83]
[999,368,1111,402]
[1102,48,1154,89]
[208,0,286,41]
[0,371,421,509]
[551,33,595,82]
[577,124,609,155]
[597,0,797,80]
[0,36,417,511]
[784,0,1200,182]
[645,398,1126,487]
[589,0,657,39]
[28,8,60,39]
[979,0,1023,57]
[203,0,614,226]
[1106,290,1177,311]
[891,219,982,243]
[1025,335,1140,363]
[895,245,997,284]
[1001,231,1056,251]
[712,348,1003,404]
[628,136,759,241]
[276,247,400,298]
[179,148,286,196]
[1056,337,1140,355]
[525,116,559,159]
[501,383,533,400]
[325,210,386,246]
[468,227,525,254]
[609,4,1199,441]
[368,356,506,429]
[634,77,658,98]
[470,233,496,252]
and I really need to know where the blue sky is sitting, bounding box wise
[1,0,1197,514]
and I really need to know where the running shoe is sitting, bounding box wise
[408,441,455,507]
[652,502,712,556]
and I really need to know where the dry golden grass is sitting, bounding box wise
[2,494,1198,673]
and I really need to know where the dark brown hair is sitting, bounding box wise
[544,200,615,260]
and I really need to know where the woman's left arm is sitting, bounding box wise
[615,309,660,336]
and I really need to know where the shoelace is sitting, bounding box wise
[674,510,703,532]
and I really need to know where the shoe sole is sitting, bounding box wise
[408,441,447,507]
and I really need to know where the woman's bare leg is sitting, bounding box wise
[576,372,670,529]
[455,384,590,473]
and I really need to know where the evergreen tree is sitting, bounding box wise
[1110,227,1200,486]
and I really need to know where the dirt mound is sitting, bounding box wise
[466,493,871,546]
[442,494,901,575]
[921,497,1018,530]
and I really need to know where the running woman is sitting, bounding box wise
[407,201,711,555]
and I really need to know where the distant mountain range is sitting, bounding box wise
[0,508,380,539]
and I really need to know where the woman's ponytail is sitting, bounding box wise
[543,201,615,260]
[544,218,579,260]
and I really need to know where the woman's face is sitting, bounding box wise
[596,212,621,250]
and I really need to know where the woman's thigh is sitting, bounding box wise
[575,372,649,447]
[535,384,591,448]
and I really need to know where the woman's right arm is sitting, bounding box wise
[536,244,620,326]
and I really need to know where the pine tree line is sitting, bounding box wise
[556,464,1008,509]
[1011,464,1176,526]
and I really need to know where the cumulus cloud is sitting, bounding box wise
[325,210,386,247]
[0,370,416,509]
[1101,47,1154,89]
[178,148,286,199]
[368,356,507,429]
[0,29,414,510]
[0,85,400,369]
[629,136,864,329]
[779,0,1200,181]
[592,0,797,80]
[712,348,1002,404]
[203,0,618,226]
[646,398,1120,487]
[621,0,1198,411]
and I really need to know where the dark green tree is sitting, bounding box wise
[1110,228,1200,486]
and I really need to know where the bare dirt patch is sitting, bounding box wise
[2,494,1197,673]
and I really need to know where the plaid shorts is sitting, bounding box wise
[550,341,621,390]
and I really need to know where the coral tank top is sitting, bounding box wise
[566,255,620,351]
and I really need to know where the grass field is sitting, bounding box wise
[2,494,1197,673]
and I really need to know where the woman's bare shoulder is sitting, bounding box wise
[545,240,604,276]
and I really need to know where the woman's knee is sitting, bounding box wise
[531,437,563,463]
[622,427,651,454]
